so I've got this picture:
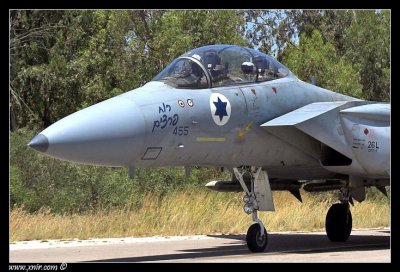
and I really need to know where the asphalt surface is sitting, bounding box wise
[10,228,390,263]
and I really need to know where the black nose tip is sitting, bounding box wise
[28,134,49,153]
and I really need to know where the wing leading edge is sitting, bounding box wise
[261,101,390,179]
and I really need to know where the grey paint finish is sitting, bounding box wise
[38,96,145,166]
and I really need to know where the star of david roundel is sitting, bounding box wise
[209,93,231,126]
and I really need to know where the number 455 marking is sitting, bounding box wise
[173,126,189,136]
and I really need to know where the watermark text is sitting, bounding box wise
[9,263,67,272]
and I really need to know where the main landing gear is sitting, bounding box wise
[325,187,352,242]
[233,167,274,252]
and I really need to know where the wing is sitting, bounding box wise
[261,101,390,181]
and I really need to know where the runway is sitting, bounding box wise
[10,228,390,263]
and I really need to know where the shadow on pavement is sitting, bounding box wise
[88,231,389,262]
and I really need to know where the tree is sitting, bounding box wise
[10,10,246,130]
[344,10,390,101]
[10,10,67,129]
[243,10,298,58]
[122,10,246,86]
[244,10,389,101]
[282,30,363,98]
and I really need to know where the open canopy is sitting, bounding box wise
[152,44,292,89]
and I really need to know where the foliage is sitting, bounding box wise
[282,30,363,98]
[10,10,246,130]
[344,10,390,101]
[244,10,390,101]
[244,10,353,59]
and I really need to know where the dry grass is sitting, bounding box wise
[10,190,390,242]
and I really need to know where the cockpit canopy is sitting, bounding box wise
[152,44,291,89]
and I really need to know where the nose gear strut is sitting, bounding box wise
[233,166,274,252]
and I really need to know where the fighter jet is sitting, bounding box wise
[28,44,390,252]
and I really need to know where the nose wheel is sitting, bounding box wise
[233,167,274,253]
[247,223,268,252]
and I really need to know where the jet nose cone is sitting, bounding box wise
[33,96,146,166]
[28,134,49,153]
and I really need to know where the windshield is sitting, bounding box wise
[152,57,209,89]
[152,44,290,89]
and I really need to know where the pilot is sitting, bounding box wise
[173,59,204,88]
[203,51,229,85]
[253,56,269,80]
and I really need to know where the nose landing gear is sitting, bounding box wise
[233,167,274,252]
